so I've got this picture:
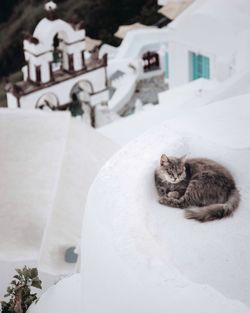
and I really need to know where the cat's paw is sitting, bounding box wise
[168,191,180,199]
[165,198,175,206]
[159,197,166,205]
[159,196,181,208]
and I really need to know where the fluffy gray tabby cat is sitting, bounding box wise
[155,154,240,222]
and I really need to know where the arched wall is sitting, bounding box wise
[36,92,59,109]
[33,18,85,51]
[70,80,94,96]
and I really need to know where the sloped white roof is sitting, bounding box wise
[0,110,70,260]
[0,110,118,265]
[39,119,118,275]
[168,0,250,55]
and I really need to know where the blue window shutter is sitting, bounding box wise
[190,51,210,80]
[197,54,203,78]
[192,52,197,80]
[203,56,210,79]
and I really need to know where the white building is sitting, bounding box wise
[5,0,250,122]
[108,0,250,93]
[5,2,109,112]
[166,0,250,87]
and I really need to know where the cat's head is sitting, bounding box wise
[160,154,186,184]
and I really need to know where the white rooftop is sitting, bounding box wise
[0,110,69,260]
[168,0,250,55]
[30,92,250,313]
[0,110,118,274]
[99,79,218,145]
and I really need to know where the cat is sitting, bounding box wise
[155,154,240,222]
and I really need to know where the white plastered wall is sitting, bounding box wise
[6,93,19,109]
[168,41,190,88]
[18,67,107,109]
[235,30,250,74]
[24,49,53,83]
[168,40,216,88]
[62,41,85,72]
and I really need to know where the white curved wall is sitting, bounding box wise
[33,18,85,51]
[80,96,250,313]
[116,29,169,60]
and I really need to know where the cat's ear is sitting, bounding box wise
[180,154,187,162]
[160,154,169,166]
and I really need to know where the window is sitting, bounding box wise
[68,54,74,72]
[143,51,160,72]
[190,52,210,80]
[35,65,41,83]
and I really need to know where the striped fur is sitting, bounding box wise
[155,155,240,222]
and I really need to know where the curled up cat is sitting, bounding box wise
[155,154,240,222]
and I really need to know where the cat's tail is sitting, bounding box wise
[184,189,240,222]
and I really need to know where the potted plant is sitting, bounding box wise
[1,266,42,313]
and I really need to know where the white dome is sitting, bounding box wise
[80,95,250,312]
